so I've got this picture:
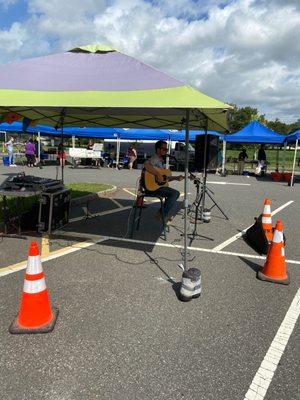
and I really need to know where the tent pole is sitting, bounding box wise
[291,139,298,187]
[166,137,171,169]
[201,118,209,211]
[60,109,65,183]
[282,142,287,172]
[183,110,190,271]
[38,131,41,159]
[222,139,226,175]
[116,135,120,167]
[72,135,75,148]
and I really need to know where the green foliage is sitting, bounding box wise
[228,105,299,134]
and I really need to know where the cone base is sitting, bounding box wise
[257,269,290,285]
[9,307,59,334]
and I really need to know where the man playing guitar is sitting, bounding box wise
[143,140,184,222]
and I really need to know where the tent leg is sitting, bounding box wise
[60,109,66,183]
[183,110,190,271]
[116,135,120,167]
[222,139,226,175]
[291,139,298,187]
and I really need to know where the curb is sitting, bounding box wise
[70,185,117,206]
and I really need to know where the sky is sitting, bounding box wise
[0,0,299,123]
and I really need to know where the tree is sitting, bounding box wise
[228,105,265,131]
[266,119,289,135]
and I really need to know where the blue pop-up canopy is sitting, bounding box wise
[225,121,285,144]
[0,122,221,141]
[286,130,300,143]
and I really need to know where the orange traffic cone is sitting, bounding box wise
[257,220,290,285]
[9,241,59,334]
[261,198,273,242]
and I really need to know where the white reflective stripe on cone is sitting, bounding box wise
[26,256,43,275]
[23,278,46,294]
[281,247,285,257]
[262,216,272,224]
[263,205,271,214]
[273,230,283,243]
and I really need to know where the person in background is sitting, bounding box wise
[107,144,116,168]
[5,136,17,167]
[215,147,223,175]
[258,144,267,176]
[33,137,39,166]
[237,148,248,175]
[25,138,36,167]
[127,144,137,170]
[86,138,94,166]
[58,141,66,167]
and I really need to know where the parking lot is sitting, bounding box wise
[0,165,299,400]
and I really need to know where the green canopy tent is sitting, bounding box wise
[0,44,230,271]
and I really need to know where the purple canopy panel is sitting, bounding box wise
[0,51,183,92]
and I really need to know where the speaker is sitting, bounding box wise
[38,188,71,233]
[194,134,219,170]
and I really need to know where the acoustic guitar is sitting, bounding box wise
[143,168,185,192]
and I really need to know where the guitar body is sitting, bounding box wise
[144,168,172,192]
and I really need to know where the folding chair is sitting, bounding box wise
[130,189,168,240]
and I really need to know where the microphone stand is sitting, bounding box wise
[167,154,213,243]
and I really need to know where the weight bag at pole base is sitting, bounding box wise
[243,215,269,255]
[179,268,201,302]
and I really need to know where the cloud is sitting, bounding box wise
[0,0,299,122]
[0,0,18,9]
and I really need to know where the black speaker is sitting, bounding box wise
[38,189,71,233]
[194,134,219,170]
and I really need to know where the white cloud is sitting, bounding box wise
[0,0,299,122]
[0,0,18,9]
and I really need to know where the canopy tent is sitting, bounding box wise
[0,121,220,142]
[286,130,300,185]
[220,121,286,174]
[286,130,300,143]
[0,44,229,131]
[0,43,230,271]
[224,121,285,144]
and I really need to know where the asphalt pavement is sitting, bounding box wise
[0,164,299,400]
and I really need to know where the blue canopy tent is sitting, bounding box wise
[1,122,222,167]
[286,130,300,185]
[221,121,286,174]
[224,121,285,144]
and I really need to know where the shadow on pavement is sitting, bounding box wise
[239,256,261,273]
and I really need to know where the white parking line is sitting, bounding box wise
[109,198,123,208]
[1,232,299,278]
[212,201,294,251]
[244,288,300,400]
[207,181,251,186]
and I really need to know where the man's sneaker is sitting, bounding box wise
[9,164,17,167]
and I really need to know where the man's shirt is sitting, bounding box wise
[147,154,165,169]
